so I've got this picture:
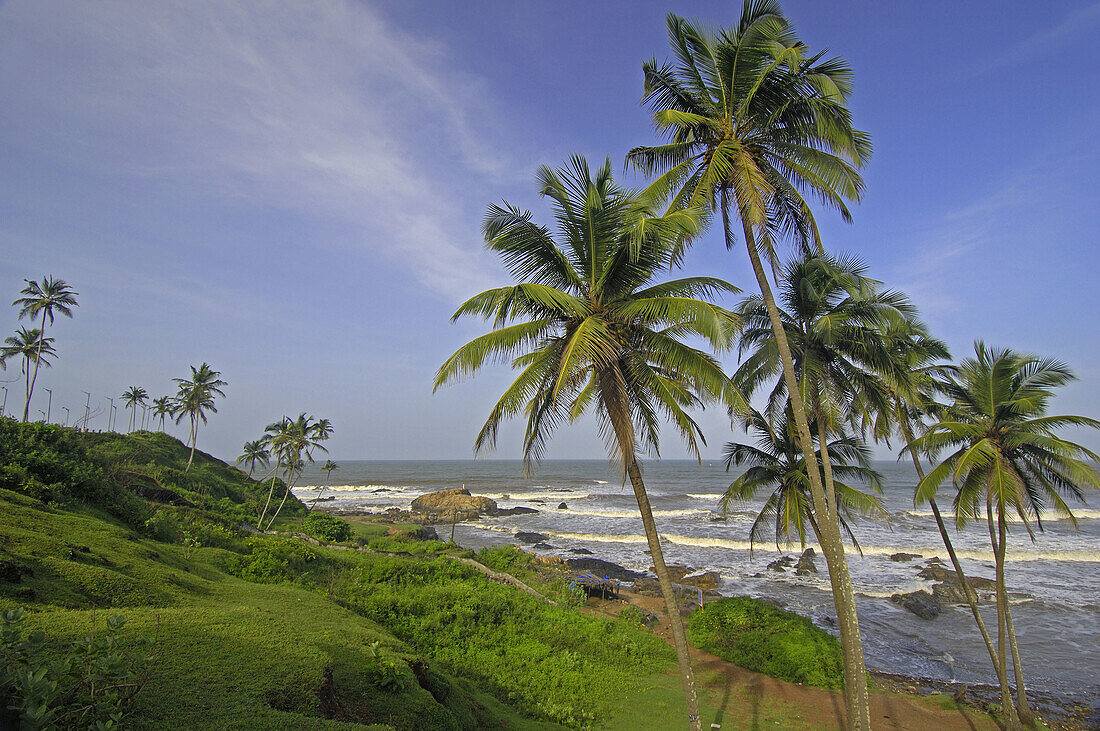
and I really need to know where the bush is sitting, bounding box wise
[300,513,352,543]
[0,607,153,729]
[227,538,320,584]
[688,596,843,688]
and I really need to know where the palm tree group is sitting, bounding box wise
[172,363,227,472]
[436,4,1100,730]
[1,328,58,421]
[121,385,149,432]
[254,413,333,530]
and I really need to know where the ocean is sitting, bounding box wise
[291,459,1100,704]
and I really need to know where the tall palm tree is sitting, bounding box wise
[867,318,1015,724]
[722,408,884,553]
[152,396,174,432]
[262,413,330,529]
[907,343,1100,728]
[626,8,873,726]
[309,459,339,512]
[172,363,227,471]
[12,276,78,422]
[1,328,57,420]
[435,156,742,731]
[237,439,270,479]
[121,386,149,433]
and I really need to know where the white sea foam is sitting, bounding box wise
[476,491,590,501]
[294,483,408,493]
[903,508,1100,522]
[556,508,707,519]
[687,493,725,501]
[593,480,609,485]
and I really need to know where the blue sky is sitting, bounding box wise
[1,1,1098,464]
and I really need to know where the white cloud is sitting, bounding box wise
[0,0,515,299]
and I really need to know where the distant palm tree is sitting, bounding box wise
[1,328,57,420]
[908,343,1100,728]
[12,276,78,422]
[172,363,227,472]
[260,413,329,529]
[309,459,339,512]
[237,439,270,479]
[626,8,873,724]
[721,408,884,553]
[152,396,174,432]
[435,157,742,730]
[121,386,148,433]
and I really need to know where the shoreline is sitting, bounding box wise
[332,506,1099,729]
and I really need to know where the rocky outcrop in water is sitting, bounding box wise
[795,548,817,575]
[410,488,498,522]
[766,555,795,572]
[889,552,923,562]
[514,531,548,544]
[566,557,644,582]
[891,590,941,620]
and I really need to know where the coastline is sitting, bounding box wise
[325,504,1099,730]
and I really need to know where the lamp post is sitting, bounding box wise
[62,406,70,427]
[37,410,46,422]
[82,391,91,431]
[1,386,7,417]
[44,388,52,422]
[106,397,115,431]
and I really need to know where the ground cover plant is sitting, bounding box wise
[688,597,844,689]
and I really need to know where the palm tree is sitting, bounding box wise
[626,8,873,726]
[261,413,329,529]
[12,276,77,422]
[121,386,149,433]
[435,156,742,731]
[152,396,174,432]
[722,408,884,553]
[309,460,339,512]
[172,363,227,471]
[237,439,270,479]
[2,328,57,421]
[907,343,1100,728]
[868,318,1015,723]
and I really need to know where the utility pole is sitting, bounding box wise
[1,386,7,417]
[37,410,46,422]
[62,406,70,427]
[82,391,91,431]
[44,388,52,422]
[106,397,115,431]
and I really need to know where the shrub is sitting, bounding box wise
[688,596,843,688]
[300,513,352,543]
[227,538,320,584]
[0,607,153,729]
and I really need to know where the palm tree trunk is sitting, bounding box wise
[999,508,1034,726]
[185,416,197,471]
[266,469,296,530]
[898,412,1002,678]
[733,207,870,730]
[23,312,47,422]
[987,491,1023,730]
[811,401,838,521]
[22,359,32,422]
[600,377,700,731]
[258,458,282,528]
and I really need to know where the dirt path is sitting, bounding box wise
[583,591,999,731]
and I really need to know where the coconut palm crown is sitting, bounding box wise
[12,276,77,422]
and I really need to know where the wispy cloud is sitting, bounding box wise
[0,0,518,299]
[973,2,1100,76]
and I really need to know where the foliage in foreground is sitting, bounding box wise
[300,512,352,543]
[688,597,843,689]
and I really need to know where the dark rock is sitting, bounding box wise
[558,502,568,510]
[567,548,593,555]
[889,552,923,562]
[514,531,549,544]
[410,488,497,522]
[926,556,945,565]
[631,578,697,601]
[931,582,969,605]
[566,557,644,582]
[530,500,545,504]
[766,556,794,572]
[679,571,720,590]
[891,590,941,620]
[650,564,693,582]
[795,548,817,576]
[531,542,555,550]
[496,506,539,516]
[372,488,390,493]
[707,512,727,522]
[918,564,997,592]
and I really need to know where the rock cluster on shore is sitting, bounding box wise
[891,558,1006,620]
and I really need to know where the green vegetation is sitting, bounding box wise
[301,513,353,543]
[689,597,843,689]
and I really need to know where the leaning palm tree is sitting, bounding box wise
[121,386,149,433]
[12,276,78,422]
[907,343,1100,728]
[237,439,270,479]
[152,396,174,432]
[722,408,884,553]
[309,460,339,512]
[172,363,227,471]
[262,413,329,529]
[627,8,873,726]
[1,328,57,420]
[435,156,742,731]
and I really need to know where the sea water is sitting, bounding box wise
[292,459,1100,703]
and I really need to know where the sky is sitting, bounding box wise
[1,1,1098,465]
